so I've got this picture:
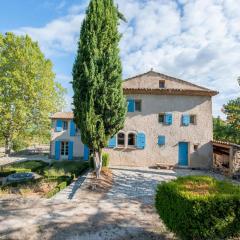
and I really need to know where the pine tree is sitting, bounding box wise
[72,0,126,177]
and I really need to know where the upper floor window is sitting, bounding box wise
[158,113,173,125]
[63,121,68,130]
[158,113,165,123]
[159,80,165,88]
[135,100,142,112]
[117,132,125,147]
[127,99,142,112]
[128,133,136,146]
[190,115,197,125]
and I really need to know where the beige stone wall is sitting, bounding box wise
[123,72,207,90]
[232,148,240,175]
[105,94,213,168]
[50,120,84,160]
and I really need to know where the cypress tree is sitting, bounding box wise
[72,0,126,177]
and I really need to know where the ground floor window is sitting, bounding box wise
[128,133,136,146]
[61,141,69,156]
[117,132,125,147]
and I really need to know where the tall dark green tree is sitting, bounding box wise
[72,0,127,177]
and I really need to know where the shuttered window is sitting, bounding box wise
[182,114,190,126]
[108,136,116,148]
[136,132,146,149]
[158,135,165,145]
[164,113,173,125]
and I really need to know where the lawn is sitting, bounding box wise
[0,160,89,198]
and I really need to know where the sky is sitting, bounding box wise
[0,0,239,117]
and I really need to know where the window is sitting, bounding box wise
[190,115,197,124]
[128,133,136,146]
[194,144,199,151]
[135,100,142,112]
[61,141,69,156]
[63,121,68,130]
[117,132,125,147]
[159,80,165,88]
[158,113,165,123]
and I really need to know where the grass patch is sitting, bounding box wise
[155,176,240,240]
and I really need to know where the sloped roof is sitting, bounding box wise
[50,112,74,119]
[123,70,218,95]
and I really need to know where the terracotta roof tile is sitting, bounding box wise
[50,112,74,119]
[123,88,218,96]
[212,140,240,148]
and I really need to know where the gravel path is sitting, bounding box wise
[0,167,237,240]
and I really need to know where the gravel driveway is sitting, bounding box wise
[0,167,234,240]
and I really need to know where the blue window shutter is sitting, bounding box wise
[83,145,89,161]
[55,141,61,160]
[158,136,165,145]
[127,99,135,112]
[136,132,146,149]
[55,119,63,132]
[70,120,76,136]
[108,136,116,148]
[68,141,74,160]
[164,113,173,125]
[182,114,190,126]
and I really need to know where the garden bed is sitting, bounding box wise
[155,176,240,240]
[87,167,113,193]
[0,160,89,198]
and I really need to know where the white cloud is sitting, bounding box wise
[12,0,240,117]
[14,14,85,56]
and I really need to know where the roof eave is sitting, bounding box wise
[123,88,219,97]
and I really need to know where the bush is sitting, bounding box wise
[12,138,29,152]
[45,178,70,198]
[45,187,60,198]
[3,161,48,175]
[44,161,89,178]
[155,176,240,240]
[102,153,110,167]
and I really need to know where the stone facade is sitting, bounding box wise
[50,71,218,169]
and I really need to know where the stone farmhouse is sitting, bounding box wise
[50,70,218,168]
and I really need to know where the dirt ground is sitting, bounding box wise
[1,167,235,240]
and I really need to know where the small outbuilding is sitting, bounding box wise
[212,140,240,178]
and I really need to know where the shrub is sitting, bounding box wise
[102,153,110,167]
[3,161,48,175]
[155,176,240,240]
[45,161,89,178]
[45,187,60,198]
[45,179,70,198]
[12,138,29,152]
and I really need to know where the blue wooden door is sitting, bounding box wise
[178,142,188,166]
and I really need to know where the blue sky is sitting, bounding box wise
[1,0,240,117]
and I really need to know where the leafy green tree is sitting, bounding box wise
[213,116,227,140]
[0,32,66,154]
[213,79,240,144]
[72,0,126,177]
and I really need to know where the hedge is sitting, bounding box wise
[155,176,240,240]
[45,178,69,198]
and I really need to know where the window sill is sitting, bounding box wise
[113,146,137,150]
[116,145,125,149]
